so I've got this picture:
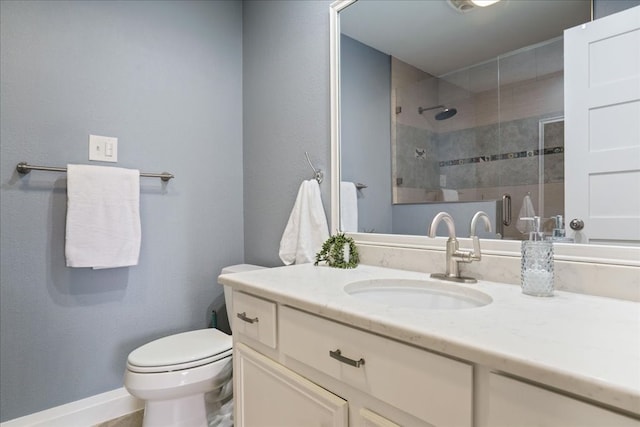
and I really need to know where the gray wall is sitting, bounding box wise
[594,0,640,18]
[340,35,392,234]
[0,0,243,421]
[243,0,332,266]
[392,202,500,239]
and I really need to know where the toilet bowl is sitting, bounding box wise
[124,264,265,427]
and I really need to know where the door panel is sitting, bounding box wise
[564,7,640,244]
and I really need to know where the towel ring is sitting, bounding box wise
[304,152,323,184]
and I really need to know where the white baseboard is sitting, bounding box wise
[1,387,143,427]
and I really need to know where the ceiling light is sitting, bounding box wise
[448,0,502,13]
[471,0,501,6]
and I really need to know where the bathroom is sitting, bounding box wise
[1,0,638,425]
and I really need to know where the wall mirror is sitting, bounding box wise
[329,0,640,264]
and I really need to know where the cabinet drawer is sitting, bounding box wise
[233,291,277,348]
[280,306,473,427]
[488,373,639,426]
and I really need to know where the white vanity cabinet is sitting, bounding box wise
[231,289,639,426]
[359,408,402,427]
[279,305,473,427]
[235,343,348,427]
[486,373,639,427]
[232,290,473,427]
[232,291,277,349]
[233,291,349,427]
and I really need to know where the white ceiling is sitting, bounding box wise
[340,0,591,77]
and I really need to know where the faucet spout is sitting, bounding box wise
[469,211,492,262]
[428,212,456,238]
[427,212,476,283]
[470,211,492,235]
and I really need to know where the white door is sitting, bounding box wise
[564,6,640,244]
[234,343,348,427]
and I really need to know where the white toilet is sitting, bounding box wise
[124,264,265,427]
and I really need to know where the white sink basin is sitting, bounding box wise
[344,279,492,310]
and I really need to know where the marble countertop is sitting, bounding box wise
[218,263,640,415]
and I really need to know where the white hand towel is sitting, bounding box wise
[279,180,329,265]
[340,181,358,232]
[440,188,459,201]
[516,193,536,234]
[65,164,141,269]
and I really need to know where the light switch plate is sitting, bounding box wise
[89,134,118,162]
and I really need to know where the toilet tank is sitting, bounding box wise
[219,264,266,331]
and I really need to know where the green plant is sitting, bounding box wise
[314,233,359,269]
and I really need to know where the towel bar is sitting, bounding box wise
[16,162,174,182]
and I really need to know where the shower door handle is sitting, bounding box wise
[502,194,512,226]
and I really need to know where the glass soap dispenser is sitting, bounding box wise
[521,216,554,297]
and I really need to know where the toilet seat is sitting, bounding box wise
[127,329,232,374]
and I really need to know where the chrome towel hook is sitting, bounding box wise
[304,152,323,184]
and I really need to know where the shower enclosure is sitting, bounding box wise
[391,38,565,239]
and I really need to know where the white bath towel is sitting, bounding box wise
[279,180,329,265]
[516,193,536,234]
[65,164,141,269]
[440,188,459,201]
[340,181,358,232]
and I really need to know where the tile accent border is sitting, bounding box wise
[439,146,564,167]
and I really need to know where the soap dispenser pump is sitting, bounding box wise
[520,216,554,297]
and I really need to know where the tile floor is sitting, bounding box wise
[93,410,143,427]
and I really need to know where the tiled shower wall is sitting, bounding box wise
[395,124,439,190]
[397,114,564,191]
[393,38,565,238]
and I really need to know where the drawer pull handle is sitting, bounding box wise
[329,349,365,368]
[237,312,259,324]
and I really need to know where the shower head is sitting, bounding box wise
[435,108,457,120]
[418,105,458,121]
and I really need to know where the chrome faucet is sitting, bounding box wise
[469,211,492,262]
[428,211,492,283]
[428,212,476,283]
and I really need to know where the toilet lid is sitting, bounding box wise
[127,329,232,373]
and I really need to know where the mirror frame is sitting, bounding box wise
[329,0,639,267]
